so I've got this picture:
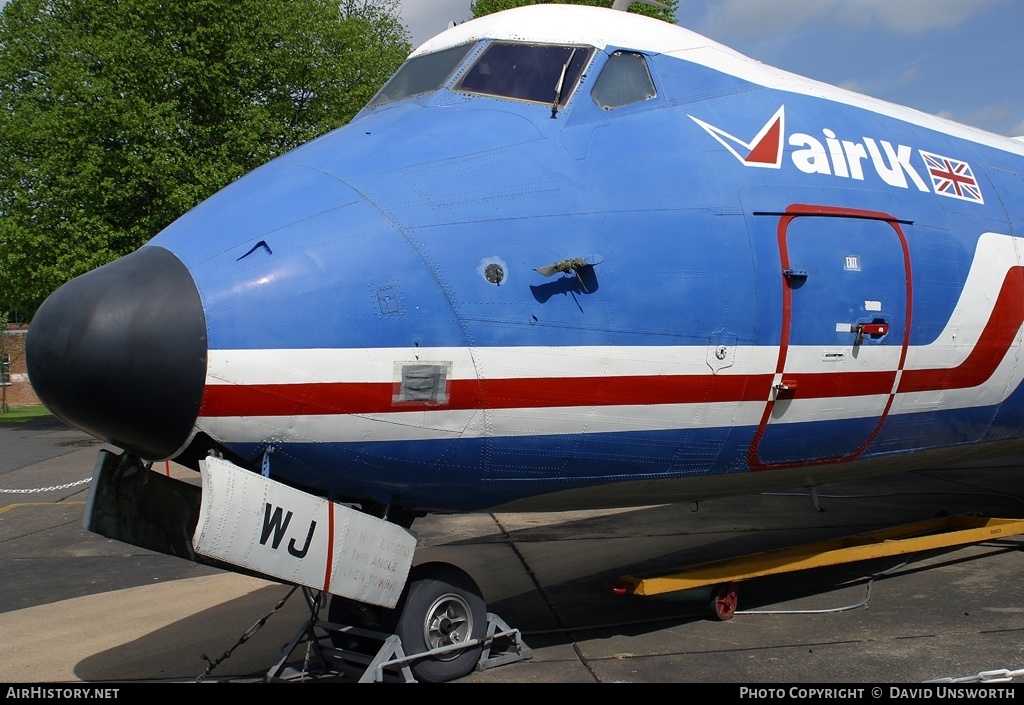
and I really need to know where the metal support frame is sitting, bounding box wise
[265,588,532,683]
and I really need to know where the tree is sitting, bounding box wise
[471,0,678,24]
[0,0,410,317]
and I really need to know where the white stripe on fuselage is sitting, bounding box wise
[199,232,1024,443]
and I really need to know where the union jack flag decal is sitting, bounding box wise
[920,150,984,204]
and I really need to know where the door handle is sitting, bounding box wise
[852,322,889,344]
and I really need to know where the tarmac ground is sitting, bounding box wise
[1,415,1023,685]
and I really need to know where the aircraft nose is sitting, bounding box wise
[27,246,207,460]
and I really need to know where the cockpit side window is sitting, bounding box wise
[366,43,475,108]
[456,43,594,106]
[591,51,657,111]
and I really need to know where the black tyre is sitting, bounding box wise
[389,562,487,683]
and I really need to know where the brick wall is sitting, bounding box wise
[2,326,40,407]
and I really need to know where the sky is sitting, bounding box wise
[396,0,1024,137]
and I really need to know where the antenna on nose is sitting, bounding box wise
[611,0,670,11]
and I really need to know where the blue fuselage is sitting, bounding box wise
[28,19,1024,514]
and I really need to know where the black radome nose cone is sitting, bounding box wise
[27,246,207,460]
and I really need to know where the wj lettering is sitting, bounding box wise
[260,502,317,558]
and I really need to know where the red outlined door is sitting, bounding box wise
[750,205,913,469]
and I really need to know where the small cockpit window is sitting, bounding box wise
[366,43,475,108]
[591,51,657,111]
[456,42,593,106]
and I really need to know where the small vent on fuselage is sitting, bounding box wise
[393,361,452,406]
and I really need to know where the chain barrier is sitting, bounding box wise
[927,667,1024,683]
[0,477,92,494]
[196,585,299,683]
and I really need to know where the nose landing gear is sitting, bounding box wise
[269,561,532,683]
[383,563,488,682]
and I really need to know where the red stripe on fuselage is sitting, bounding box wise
[199,373,777,417]
[897,265,1024,393]
[197,267,1024,419]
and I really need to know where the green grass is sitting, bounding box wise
[0,405,53,424]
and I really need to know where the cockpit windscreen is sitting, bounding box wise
[366,43,475,108]
[456,43,594,106]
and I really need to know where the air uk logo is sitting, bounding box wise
[690,105,984,205]
[689,106,785,168]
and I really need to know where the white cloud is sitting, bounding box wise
[837,0,1006,32]
[703,0,1010,40]
[961,103,1012,131]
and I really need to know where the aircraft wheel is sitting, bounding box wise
[389,562,486,683]
[709,582,739,621]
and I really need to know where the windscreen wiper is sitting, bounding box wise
[551,48,578,119]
